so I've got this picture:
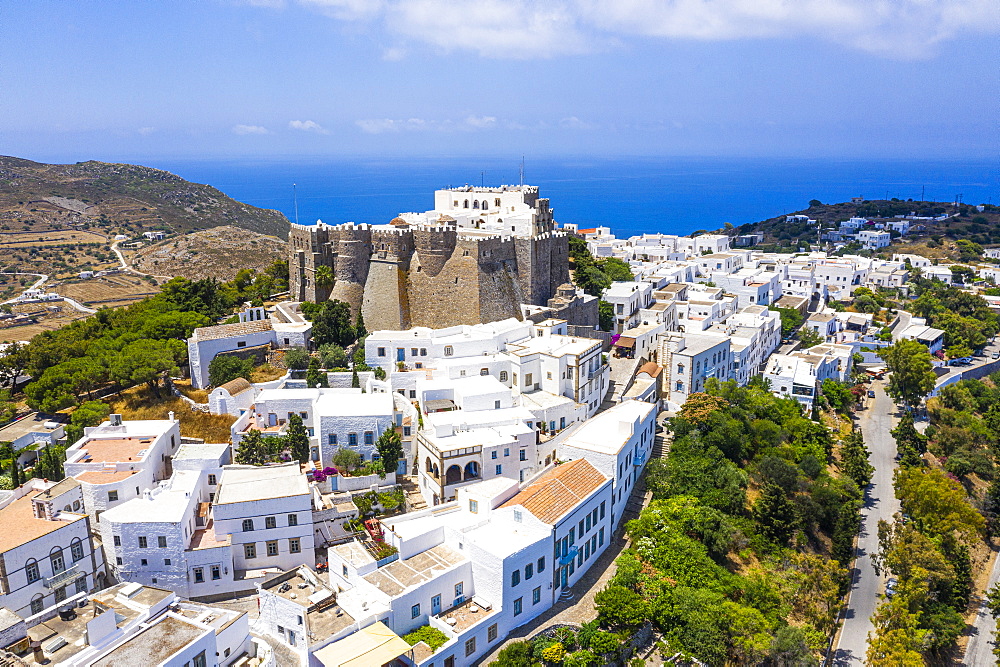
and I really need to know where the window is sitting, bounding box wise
[519,450,526,462]
[289,538,301,554]
[208,474,217,485]
[495,465,502,475]
[54,586,67,603]
[404,426,411,436]
[525,373,532,386]
[579,519,584,536]
[25,560,39,583]
[533,586,541,605]
[242,519,254,532]
[514,510,522,523]
[412,604,421,619]
[244,543,256,559]
[444,346,454,357]
[511,569,520,586]
[288,513,298,526]
[71,540,84,562]
[329,433,338,445]
[491,450,497,460]
[141,559,148,566]
[504,448,510,457]
[108,490,118,502]
[445,656,455,667]
[75,576,88,593]
[194,568,205,583]
[193,651,207,667]
[513,597,523,616]
[537,556,545,573]
[600,501,606,519]
[211,565,221,580]
[30,596,44,615]
[465,637,476,657]
[599,528,605,546]
[113,535,121,547]
[469,499,479,514]
[349,433,358,446]
[499,371,508,382]
[163,557,172,566]
[266,541,279,557]
[265,516,277,529]
[378,347,386,357]
[364,431,374,445]
[586,514,592,531]
[156,535,167,548]
[525,563,533,580]
[488,623,498,642]
[455,582,464,598]
[495,400,501,409]
[116,557,122,565]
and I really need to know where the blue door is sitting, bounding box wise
[396,348,405,362]
[560,566,568,589]
[431,595,441,616]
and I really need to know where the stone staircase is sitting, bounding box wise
[399,476,427,512]
[651,431,671,460]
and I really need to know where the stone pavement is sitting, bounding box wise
[474,473,651,665]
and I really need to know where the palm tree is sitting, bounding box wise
[314,265,334,294]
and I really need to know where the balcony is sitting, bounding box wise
[44,564,82,589]
[633,451,647,467]
[559,545,578,566]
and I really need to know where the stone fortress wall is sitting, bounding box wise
[289,218,570,331]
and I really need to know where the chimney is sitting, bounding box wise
[168,411,175,422]
[109,414,122,426]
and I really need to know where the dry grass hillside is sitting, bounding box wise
[130,225,285,281]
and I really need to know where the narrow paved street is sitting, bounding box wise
[832,381,900,665]
[964,550,1000,665]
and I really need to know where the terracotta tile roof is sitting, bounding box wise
[500,459,608,525]
[638,362,662,378]
[0,494,86,553]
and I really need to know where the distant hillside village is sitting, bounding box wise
[3,184,1000,666]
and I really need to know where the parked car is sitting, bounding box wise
[885,577,898,599]
[867,390,876,398]
[948,357,974,366]
[993,351,1000,360]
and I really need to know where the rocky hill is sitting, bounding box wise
[130,225,286,281]
[0,156,289,238]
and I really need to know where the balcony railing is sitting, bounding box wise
[559,545,578,566]
[44,564,82,589]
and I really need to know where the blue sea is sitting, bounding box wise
[151,157,999,237]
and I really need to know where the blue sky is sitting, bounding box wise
[3,0,998,161]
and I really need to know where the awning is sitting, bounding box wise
[314,622,412,667]
[424,399,457,412]
[615,337,636,349]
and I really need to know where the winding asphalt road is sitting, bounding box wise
[832,381,900,665]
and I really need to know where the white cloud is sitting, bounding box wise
[464,115,497,129]
[289,119,330,134]
[232,124,270,135]
[355,118,430,134]
[250,0,999,59]
[558,116,595,129]
[137,126,155,136]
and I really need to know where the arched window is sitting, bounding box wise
[25,559,40,584]
[50,547,65,574]
[70,538,84,562]
[426,457,434,473]
[446,465,462,485]
[444,346,453,357]
[30,595,44,616]
[463,200,469,208]
[473,200,479,209]
[464,461,480,480]
[480,368,489,376]
[481,200,488,210]
[499,371,508,382]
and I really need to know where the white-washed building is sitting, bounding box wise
[657,332,733,408]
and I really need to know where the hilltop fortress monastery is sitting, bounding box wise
[288,185,574,331]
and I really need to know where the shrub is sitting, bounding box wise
[541,642,565,663]
[494,641,534,667]
[595,585,648,630]
[588,630,619,656]
[403,625,449,652]
[565,650,598,667]
[283,346,310,370]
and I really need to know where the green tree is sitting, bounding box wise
[769,306,803,338]
[110,339,179,398]
[351,367,360,388]
[332,447,362,473]
[302,300,356,347]
[65,400,111,446]
[375,428,404,474]
[840,429,874,488]
[574,263,611,297]
[286,414,311,464]
[821,379,855,413]
[595,585,649,630]
[955,239,983,262]
[235,429,267,466]
[283,346,310,370]
[598,300,614,332]
[879,339,936,408]
[754,482,798,545]
[596,257,633,282]
[318,344,347,369]
[895,466,984,549]
[306,358,327,388]
[314,265,334,290]
[355,309,367,341]
[797,327,824,348]
[208,355,254,387]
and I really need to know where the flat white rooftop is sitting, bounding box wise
[215,463,308,505]
[561,400,654,455]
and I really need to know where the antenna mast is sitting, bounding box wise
[293,183,300,225]
[519,156,524,187]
